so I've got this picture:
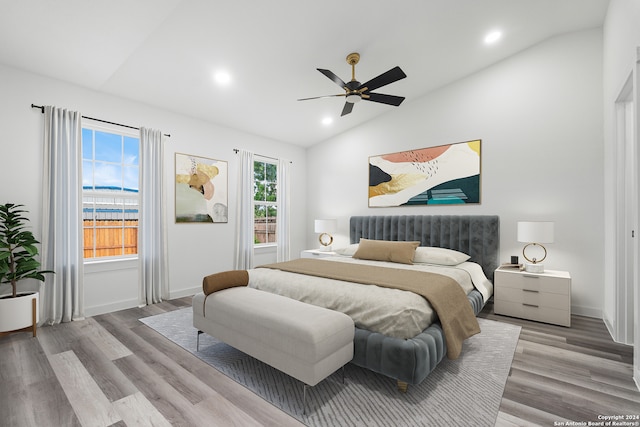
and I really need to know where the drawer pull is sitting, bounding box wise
[522,303,539,308]
[522,289,539,293]
[523,275,539,279]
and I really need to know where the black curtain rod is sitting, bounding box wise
[233,148,292,163]
[31,104,171,138]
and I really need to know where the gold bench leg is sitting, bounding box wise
[397,380,408,393]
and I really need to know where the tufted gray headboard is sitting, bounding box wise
[350,215,500,282]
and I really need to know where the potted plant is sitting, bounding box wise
[0,203,53,337]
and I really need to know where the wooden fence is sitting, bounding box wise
[84,217,276,257]
[254,217,276,244]
[83,220,138,258]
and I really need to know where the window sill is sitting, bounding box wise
[254,244,277,251]
[84,257,138,273]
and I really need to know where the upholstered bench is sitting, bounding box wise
[192,287,355,413]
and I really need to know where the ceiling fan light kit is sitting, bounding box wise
[298,52,406,116]
[346,94,361,103]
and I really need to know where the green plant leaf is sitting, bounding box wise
[22,244,38,256]
[0,203,53,292]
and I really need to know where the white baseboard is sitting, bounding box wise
[84,288,199,318]
[85,298,140,317]
[170,286,200,300]
[571,304,602,319]
[603,315,615,340]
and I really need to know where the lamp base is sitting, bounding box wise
[524,263,545,273]
[318,233,333,248]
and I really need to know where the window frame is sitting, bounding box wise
[81,121,140,262]
[253,156,278,248]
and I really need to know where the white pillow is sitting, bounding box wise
[333,244,360,256]
[413,246,470,266]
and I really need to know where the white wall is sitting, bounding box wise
[0,23,615,324]
[0,64,307,316]
[306,29,604,317]
[602,0,640,388]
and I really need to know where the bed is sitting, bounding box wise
[250,214,500,390]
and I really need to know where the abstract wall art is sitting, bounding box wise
[175,153,228,223]
[368,139,481,207]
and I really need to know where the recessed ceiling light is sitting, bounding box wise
[321,117,333,126]
[213,71,231,85]
[484,30,502,45]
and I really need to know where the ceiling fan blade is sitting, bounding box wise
[364,92,405,106]
[359,66,406,92]
[297,94,346,101]
[341,102,354,116]
[317,68,347,88]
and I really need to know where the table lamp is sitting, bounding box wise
[314,219,337,251]
[517,221,554,273]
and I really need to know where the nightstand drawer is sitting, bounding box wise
[300,250,336,259]
[495,286,569,310]
[494,300,570,327]
[495,271,570,295]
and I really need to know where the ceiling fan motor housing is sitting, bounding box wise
[345,80,361,90]
[345,80,363,103]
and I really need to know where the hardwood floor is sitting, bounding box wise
[479,301,640,426]
[1,297,638,426]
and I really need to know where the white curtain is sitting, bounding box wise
[234,149,254,269]
[138,127,168,305]
[276,158,291,262]
[41,106,84,324]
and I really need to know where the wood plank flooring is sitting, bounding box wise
[0,296,638,426]
[478,301,640,426]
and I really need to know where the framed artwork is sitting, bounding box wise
[368,139,481,207]
[175,153,228,223]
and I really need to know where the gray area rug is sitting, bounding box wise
[140,308,520,427]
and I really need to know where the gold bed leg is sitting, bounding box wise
[397,380,408,393]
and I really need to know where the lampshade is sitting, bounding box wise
[314,219,337,233]
[517,221,554,244]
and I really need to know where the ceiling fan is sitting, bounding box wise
[298,52,407,116]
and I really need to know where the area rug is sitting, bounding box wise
[140,308,520,427]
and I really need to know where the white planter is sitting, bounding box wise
[0,291,39,333]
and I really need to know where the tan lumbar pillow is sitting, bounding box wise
[202,270,249,295]
[352,238,420,264]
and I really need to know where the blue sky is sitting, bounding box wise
[82,129,139,191]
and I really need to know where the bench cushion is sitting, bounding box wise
[193,288,354,386]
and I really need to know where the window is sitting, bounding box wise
[253,158,277,245]
[81,125,139,259]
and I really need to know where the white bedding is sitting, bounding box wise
[248,256,493,339]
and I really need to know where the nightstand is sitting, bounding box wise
[494,267,571,327]
[300,249,336,259]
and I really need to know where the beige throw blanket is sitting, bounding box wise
[258,258,480,359]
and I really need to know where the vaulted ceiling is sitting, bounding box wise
[0,0,609,146]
